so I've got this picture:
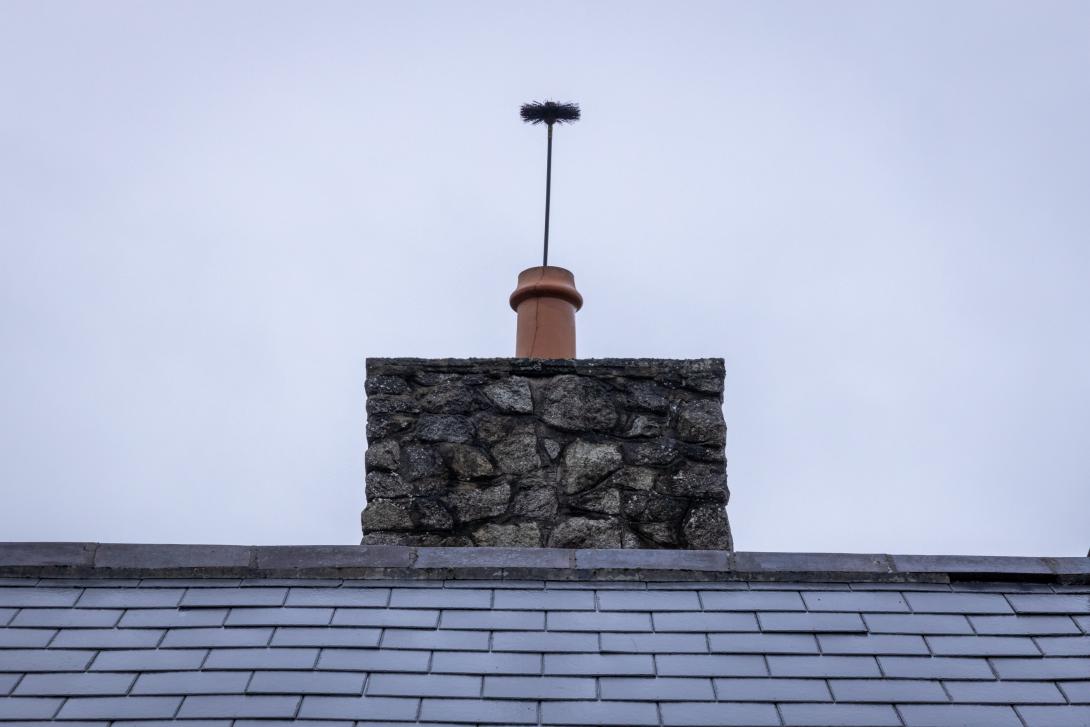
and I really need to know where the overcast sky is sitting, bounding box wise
[2,1,1087,556]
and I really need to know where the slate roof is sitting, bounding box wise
[1,544,1089,727]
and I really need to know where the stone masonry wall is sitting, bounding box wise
[361,358,732,549]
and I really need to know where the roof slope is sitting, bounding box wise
[1,569,1089,726]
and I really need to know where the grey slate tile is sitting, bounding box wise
[602,632,709,653]
[701,590,805,611]
[247,670,364,695]
[138,579,240,587]
[132,671,251,695]
[299,695,421,721]
[270,627,380,647]
[542,700,659,725]
[0,697,64,719]
[494,630,598,652]
[420,697,536,724]
[549,611,652,631]
[970,615,1080,634]
[779,703,903,726]
[117,721,228,727]
[382,628,489,651]
[180,588,287,607]
[0,588,81,607]
[0,607,14,625]
[204,648,317,670]
[0,628,56,647]
[1008,594,1090,614]
[657,654,767,677]
[177,695,301,718]
[990,657,1090,679]
[863,613,973,634]
[545,653,655,675]
[52,628,164,649]
[161,627,272,648]
[441,609,543,630]
[828,678,947,702]
[286,588,390,607]
[236,722,349,727]
[0,674,18,695]
[801,591,908,612]
[1061,682,1090,704]
[768,655,880,677]
[1,649,96,672]
[758,611,866,632]
[432,651,541,675]
[1018,705,1090,727]
[76,589,184,608]
[660,701,781,726]
[1078,615,1090,632]
[653,611,758,632]
[367,673,480,698]
[389,588,490,609]
[14,673,136,696]
[332,607,438,628]
[905,592,1014,614]
[225,607,333,626]
[945,679,1064,703]
[818,634,929,654]
[709,632,818,654]
[11,608,122,627]
[599,676,714,701]
[58,697,182,720]
[494,589,595,610]
[317,648,429,672]
[90,649,206,672]
[899,704,1023,726]
[879,656,994,679]
[713,678,831,702]
[927,635,1040,656]
[485,676,597,699]
[119,608,228,628]
[1036,636,1090,656]
[598,590,700,611]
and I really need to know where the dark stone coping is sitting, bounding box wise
[1,543,1087,583]
[367,357,724,376]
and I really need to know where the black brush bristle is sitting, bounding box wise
[520,100,581,125]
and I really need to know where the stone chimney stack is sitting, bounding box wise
[361,358,732,549]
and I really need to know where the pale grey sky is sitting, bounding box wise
[2,1,1087,555]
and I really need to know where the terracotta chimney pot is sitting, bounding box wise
[509,266,583,358]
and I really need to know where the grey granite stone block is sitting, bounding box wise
[361,358,731,550]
